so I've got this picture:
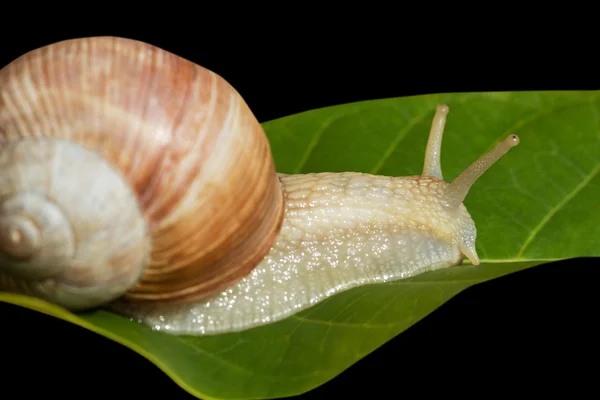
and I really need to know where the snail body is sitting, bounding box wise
[0,37,519,336]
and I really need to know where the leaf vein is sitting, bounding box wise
[370,108,431,174]
[516,161,600,258]
[175,337,332,382]
[317,291,369,353]
[293,107,357,174]
[362,292,398,325]
[291,314,408,329]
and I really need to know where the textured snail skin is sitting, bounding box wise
[110,121,520,336]
[111,171,478,335]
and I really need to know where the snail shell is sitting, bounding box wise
[0,37,519,335]
[0,36,284,310]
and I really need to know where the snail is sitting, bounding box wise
[0,36,519,336]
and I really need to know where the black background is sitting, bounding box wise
[0,12,598,400]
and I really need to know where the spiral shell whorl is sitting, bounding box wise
[0,192,75,280]
[0,36,285,306]
[0,138,150,310]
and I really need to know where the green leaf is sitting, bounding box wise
[1,91,599,399]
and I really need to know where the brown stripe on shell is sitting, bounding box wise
[124,71,287,302]
[0,36,285,304]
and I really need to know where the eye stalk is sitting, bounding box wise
[443,134,520,208]
[422,104,450,179]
